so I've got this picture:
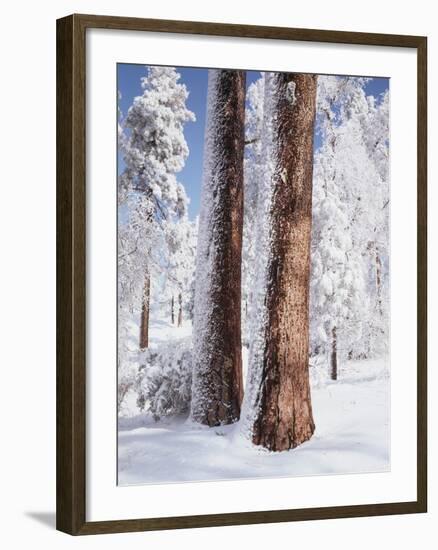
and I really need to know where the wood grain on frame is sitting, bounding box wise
[56,13,427,535]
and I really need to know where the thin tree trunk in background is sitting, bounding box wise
[368,240,383,317]
[171,295,175,325]
[139,274,150,350]
[375,246,383,316]
[331,326,338,381]
[191,69,246,426]
[177,293,183,327]
[250,73,317,452]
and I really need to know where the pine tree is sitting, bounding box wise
[310,76,389,367]
[348,87,390,358]
[310,115,368,371]
[191,69,246,426]
[242,73,317,451]
[242,75,265,346]
[163,216,197,327]
[119,66,195,350]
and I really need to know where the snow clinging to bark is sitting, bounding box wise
[239,73,278,441]
[242,75,265,345]
[286,80,297,105]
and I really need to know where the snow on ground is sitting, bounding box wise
[147,316,193,348]
[118,341,390,485]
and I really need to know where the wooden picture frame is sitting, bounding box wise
[56,13,427,535]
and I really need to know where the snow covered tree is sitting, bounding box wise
[242,74,265,345]
[136,338,193,419]
[347,87,390,358]
[163,216,197,326]
[241,73,317,451]
[310,77,389,370]
[117,192,155,410]
[310,135,368,379]
[191,69,246,426]
[119,66,195,350]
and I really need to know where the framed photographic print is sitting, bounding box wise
[56,14,427,535]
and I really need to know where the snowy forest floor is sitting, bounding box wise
[118,319,390,485]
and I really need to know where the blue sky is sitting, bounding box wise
[118,64,388,220]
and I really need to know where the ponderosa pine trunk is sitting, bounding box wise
[191,69,245,426]
[139,274,150,350]
[331,326,338,380]
[249,73,317,451]
[171,295,175,325]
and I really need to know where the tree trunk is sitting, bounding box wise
[191,69,246,426]
[177,293,183,327]
[249,73,317,451]
[171,295,175,325]
[375,246,383,316]
[331,326,338,380]
[139,274,150,350]
[368,240,383,317]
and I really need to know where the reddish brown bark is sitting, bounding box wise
[191,69,245,426]
[251,73,317,451]
[139,274,150,350]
